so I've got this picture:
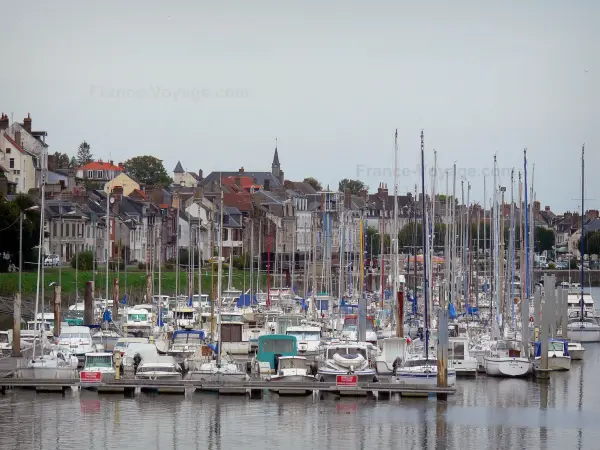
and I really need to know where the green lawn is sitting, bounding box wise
[0,266,265,302]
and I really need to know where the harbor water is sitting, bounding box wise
[0,344,599,449]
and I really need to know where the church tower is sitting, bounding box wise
[272,138,283,184]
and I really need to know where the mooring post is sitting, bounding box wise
[437,307,449,400]
[84,281,94,325]
[534,283,541,340]
[53,285,62,338]
[396,290,404,337]
[521,292,529,359]
[560,288,569,339]
[113,278,119,320]
[358,295,366,343]
[548,282,557,338]
[538,277,551,380]
[12,292,21,357]
[146,274,152,304]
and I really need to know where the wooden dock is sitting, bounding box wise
[0,377,456,399]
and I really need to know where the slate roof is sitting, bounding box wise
[200,171,282,189]
[174,161,184,173]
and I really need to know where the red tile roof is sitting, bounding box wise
[79,161,124,171]
[3,133,25,154]
[131,188,146,199]
[223,192,252,212]
[222,175,260,190]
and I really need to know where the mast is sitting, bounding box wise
[460,180,465,311]
[380,199,385,309]
[393,129,399,322]
[420,130,430,360]
[216,185,224,366]
[524,149,531,301]
[105,187,110,308]
[519,172,524,304]
[580,145,585,320]
[510,169,516,328]
[451,165,456,308]
[483,175,487,296]
[465,182,471,313]
[32,180,45,360]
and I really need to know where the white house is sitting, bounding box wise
[0,130,38,193]
[173,161,201,187]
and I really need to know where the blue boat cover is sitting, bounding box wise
[121,293,127,305]
[449,303,457,319]
[173,329,205,339]
[534,339,569,357]
[236,294,257,307]
[207,343,218,354]
[102,310,112,322]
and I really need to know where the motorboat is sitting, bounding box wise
[395,354,457,387]
[449,336,478,376]
[56,326,97,365]
[80,352,119,389]
[568,341,585,360]
[135,355,183,381]
[285,322,321,357]
[122,307,153,337]
[533,339,571,371]
[375,337,409,376]
[267,356,316,383]
[167,330,205,362]
[317,341,378,382]
[483,340,531,377]
[27,346,79,369]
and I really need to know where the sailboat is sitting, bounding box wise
[190,182,248,382]
[567,145,600,343]
[395,131,456,386]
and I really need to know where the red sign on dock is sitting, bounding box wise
[336,375,358,386]
[80,371,102,383]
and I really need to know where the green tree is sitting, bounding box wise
[124,156,173,187]
[338,178,367,195]
[71,251,94,271]
[534,227,555,253]
[53,152,71,169]
[584,231,600,256]
[69,156,77,169]
[398,222,446,249]
[303,177,322,191]
[0,195,40,272]
[76,141,93,167]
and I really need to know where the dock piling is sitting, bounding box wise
[84,282,94,325]
[53,285,61,338]
[12,292,21,358]
[437,307,449,400]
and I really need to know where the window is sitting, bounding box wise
[53,222,57,237]
[9,158,14,168]
[5,148,10,154]
[71,223,75,237]
[87,170,93,179]
[96,170,102,179]
[65,223,69,237]
[87,226,90,238]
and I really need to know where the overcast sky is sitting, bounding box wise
[2,0,598,212]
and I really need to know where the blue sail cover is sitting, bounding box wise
[449,303,457,319]
[121,293,127,305]
[102,310,112,322]
[236,294,256,307]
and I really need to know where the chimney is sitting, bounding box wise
[47,154,57,172]
[534,200,541,213]
[118,162,124,169]
[109,160,114,166]
[239,167,244,174]
[23,113,31,133]
[344,189,352,209]
[198,169,203,180]
[0,113,8,131]
[545,206,550,212]
[264,179,270,191]
[14,131,21,148]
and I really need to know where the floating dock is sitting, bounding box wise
[0,377,456,399]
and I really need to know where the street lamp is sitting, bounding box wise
[19,205,40,296]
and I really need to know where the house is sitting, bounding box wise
[104,172,140,196]
[0,162,17,196]
[45,201,88,262]
[0,126,39,194]
[76,160,124,183]
[183,194,214,258]
[173,161,202,187]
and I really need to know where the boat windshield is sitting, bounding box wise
[85,355,113,368]
[286,331,320,341]
[279,358,304,369]
[176,311,194,319]
[327,347,367,359]
[262,339,295,353]
[59,333,90,339]
[0,334,8,343]
[173,333,202,345]
[220,314,242,323]
[128,313,148,322]
[549,342,565,352]
[451,342,465,360]
[137,365,179,373]
[404,358,433,367]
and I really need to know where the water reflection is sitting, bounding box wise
[3,348,600,449]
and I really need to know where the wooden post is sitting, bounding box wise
[84,281,94,325]
[146,274,152,305]
[12,293,21,357]
[437,307,449,397]
[53,285,62,337]
[560,288,569,339]
[539,279,550,376]
[113,278,119,320]
[521,291,530,359]
[396,290,404,337]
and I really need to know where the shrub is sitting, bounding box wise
[71,251,94,271]
[108,259,125,271]
[138,262,146,270]
[548,263,556,270]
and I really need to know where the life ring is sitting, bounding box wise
[529,316,534,322]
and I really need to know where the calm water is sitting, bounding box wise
[0,286,599,450]
[1,345,600,450]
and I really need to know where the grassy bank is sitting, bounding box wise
[0,266,267,303]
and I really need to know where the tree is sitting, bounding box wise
[534,227,555,253]
[53,152,71,169]
[303,177,322,191]
[69,156,77,169]
[583,231,600,256]
[338,178,367,195]
[76,141,93,167]
[124,156,173,187]
[397,222,446,249]
[0,195,40,272]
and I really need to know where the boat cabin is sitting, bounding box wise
[174,307,196,329]
[256,334,297,372]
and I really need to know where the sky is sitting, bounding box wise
[2,0,598,213]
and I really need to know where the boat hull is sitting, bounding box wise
[569,349,585,360]
[534,356,571,371]
[317,368,378,383]
[451,359,478,376]
[484,357,530,377]
[567,326,600,343]
[395,368,457,387]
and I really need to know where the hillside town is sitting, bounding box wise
[0,113,598,276]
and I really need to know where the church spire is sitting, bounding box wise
[272,137,280,168]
